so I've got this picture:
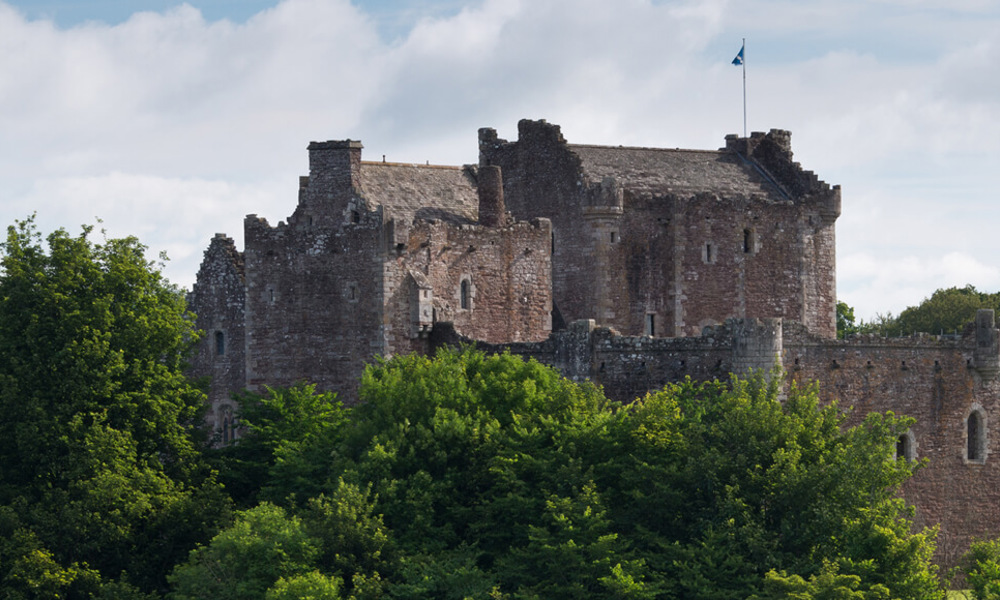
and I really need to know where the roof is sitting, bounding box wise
[358,162,479,225]
[569,144,786,200]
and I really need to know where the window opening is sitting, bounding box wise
[896,434,914,461]
[352,210,361,223]
[743,229,752,253]
[215,331,225,356]
[460,279,471,310]
[610,231,617,243]
[969,410,985,462]
[645,314,656,337]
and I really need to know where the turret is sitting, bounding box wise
[478,165,505,227]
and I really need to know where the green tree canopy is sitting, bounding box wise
[893,285,1000,336]
[0,218,229,594]
[849,285,1000,337]
[205,348,941,600]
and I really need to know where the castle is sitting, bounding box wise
[189,119,1000,571]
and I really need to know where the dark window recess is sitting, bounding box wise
[645,314,656,337]
[969,411,983,461]
[461,280,471,309]
[743,229,752,253]
[215,331,225,356]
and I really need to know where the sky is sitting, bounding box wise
[1,0,998,321]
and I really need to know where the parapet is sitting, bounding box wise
[725,129,838,205]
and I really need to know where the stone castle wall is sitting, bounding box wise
[439,312,1000,571]
[187,233,246,438]
[479,120,840,339]
[188,120,995,571]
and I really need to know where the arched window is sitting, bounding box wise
[967,407,987,463]
[896,430,916,461]
[215,331,225,356]
[460,279,471,310]
[743,228,753,253]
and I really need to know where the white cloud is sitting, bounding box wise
[839,251,1000,321]
[21,172,289,288]
[0,0,999,324]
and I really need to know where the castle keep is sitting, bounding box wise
[189,119,1000,570]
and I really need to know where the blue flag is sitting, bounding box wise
[732,44,744,66]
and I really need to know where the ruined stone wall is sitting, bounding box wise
[448,312,1000,572]
[480,121,594,331]
[444,318,781,403]
[383,216,553,358]
[187,234,246,434]
[242,211,386,405]
[479,121,839,339]
[784,317,1000,573]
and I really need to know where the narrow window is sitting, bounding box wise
[645,314,656,337]
[969,410,985,462]
[222,416,231,444]
[896,432,916,461]
[610,231,617,244]
[460,279,471,310]
[215,331,225,356]
[352,210,361,223]
[551,231,555,254]
[743,229,752,253]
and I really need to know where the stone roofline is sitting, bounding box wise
[309,140,363,150]
[360,160,473,171]
[479,119,840,218]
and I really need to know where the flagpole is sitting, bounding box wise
[742,37,746,138]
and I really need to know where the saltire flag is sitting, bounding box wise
[732,44,744,66]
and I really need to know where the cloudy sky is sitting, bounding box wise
[2,0,998,321]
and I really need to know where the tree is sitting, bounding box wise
[210,383,349,508]
[596,375,941,599]
[961,538,1000,599]
[892,285,1000,336]
[0,217,229,593]
[837,300,858,339]
[169,503,322,600]
[260,349,940,599]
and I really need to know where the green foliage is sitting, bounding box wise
[239,348,940,600]
[299,480,396,588]
[753,562,890,599]
[264,571,343,600]
[0,217,229,594]
[858,285,1000,337]
[169,503,322,600]
[837,301,858,339]
[961,538,1000,599]
[597,375,941,599]
[896,285,1000,336]
[211,383,348,507]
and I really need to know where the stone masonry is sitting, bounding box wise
[189,119,999,571]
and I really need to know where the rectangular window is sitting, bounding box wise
[645,314,656,337]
